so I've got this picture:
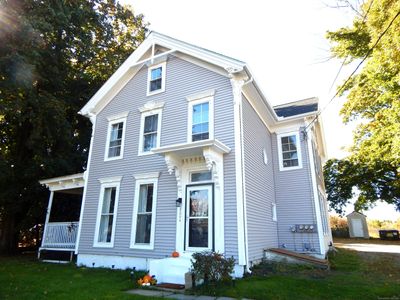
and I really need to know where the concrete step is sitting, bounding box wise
[149,256,192,285]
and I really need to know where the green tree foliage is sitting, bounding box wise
[324,159,399,215]
[324,0,400,214]
[0,0,147,253]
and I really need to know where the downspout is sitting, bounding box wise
[74,113,96,255]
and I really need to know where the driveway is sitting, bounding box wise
[334,238,400,254]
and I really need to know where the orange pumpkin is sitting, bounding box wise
[143,274,152,282]
[172,251,179,258]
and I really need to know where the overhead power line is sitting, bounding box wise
[304,8,400,132]
[328,0,375,92]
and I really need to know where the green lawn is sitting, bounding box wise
[0,255,156,300]
[192,248,400,300]
[1,249,399,300]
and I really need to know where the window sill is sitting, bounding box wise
[130,244,154,250]
[104,156,123,162]
[146,89,165,97]
[137,151,156,157]
[93,243,114,248]
[279,165,303,172]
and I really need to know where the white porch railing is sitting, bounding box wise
[41,222,79,249]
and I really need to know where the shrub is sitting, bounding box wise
[191,251,235,284]
[330,215,350,238]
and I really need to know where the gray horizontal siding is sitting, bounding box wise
[78,56,238,259]
[272,130,320,253]
[242,96,278,264]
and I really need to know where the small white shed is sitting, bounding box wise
[347,211,370,239]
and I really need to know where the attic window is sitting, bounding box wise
[147,62,166,96]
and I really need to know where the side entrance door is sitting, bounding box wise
[185,184,213,251]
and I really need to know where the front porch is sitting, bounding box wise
[38,173,84,260]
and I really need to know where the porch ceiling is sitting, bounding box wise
[39,173,85,192]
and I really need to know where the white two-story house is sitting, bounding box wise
[39,32,332,284]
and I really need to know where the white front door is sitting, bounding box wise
[185,184,213,251]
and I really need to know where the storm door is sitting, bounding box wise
[185,184,213,251]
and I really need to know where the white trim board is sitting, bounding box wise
[77,254,149,270]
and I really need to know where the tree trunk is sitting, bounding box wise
[0,215,18,254]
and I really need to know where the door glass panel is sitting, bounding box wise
[189,190,208,217]
[189,219,208,248]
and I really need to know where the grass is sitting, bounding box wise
[1,248,400,300]
[0,255,160,300]
[191,248,400,300]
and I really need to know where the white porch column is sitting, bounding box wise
[40,191,54,251]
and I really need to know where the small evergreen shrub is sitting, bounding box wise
[191,251,235,284]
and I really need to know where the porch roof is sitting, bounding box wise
[39,173,85,191]
[151,139,231,157]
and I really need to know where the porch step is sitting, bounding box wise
[264,248,329,269]
[149,256,192,285]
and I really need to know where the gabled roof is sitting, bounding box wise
[274,97,319,118]
[346,211,367,217]
[79,31,319,130]
[79,31,246,116]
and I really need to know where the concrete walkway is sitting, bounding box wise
[126,289,248,299]
[335,241,400,254]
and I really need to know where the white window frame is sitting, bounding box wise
[318,187,329,236]
[277,131,303,171]
[138,108,162,156]
[130,174,159,249]
[187,96,214,143]
[93,176,122,248]
[104,113,128,161]
[147,62,166,96]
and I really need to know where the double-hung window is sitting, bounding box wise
[277,131,302,171]
[187,93,214,142]
[105,113,128,161]
[131,174,159,249]
[147,62,166,96]
[192,102,209,141]
[94,177,121,247]
[138,106,163,155]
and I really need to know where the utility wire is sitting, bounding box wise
[304,8,400,132]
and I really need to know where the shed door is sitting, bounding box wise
[352,219,363,237]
